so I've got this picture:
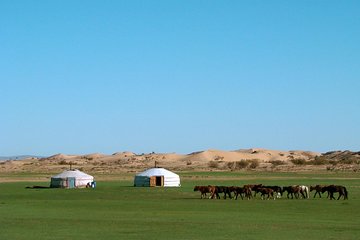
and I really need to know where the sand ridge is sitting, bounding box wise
[0,148,324,174]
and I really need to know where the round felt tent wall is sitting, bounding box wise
[134,168,181,187]
[50,169,94,188]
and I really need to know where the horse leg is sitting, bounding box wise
[228,191,232,199]
[210,190,216,199]
[209,192,213,199]
[301,191,306,199]
[240,193,244,200]
[337,192,342,200]
[330,192,335,200]
[317,191,321,198]
[245,191,251,200]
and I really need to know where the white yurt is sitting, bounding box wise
[50,169,94,188]
[134,168,181,187]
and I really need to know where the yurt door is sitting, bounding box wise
[156,176,164,186]
[150,176,164,187]
[67,177,76,188]
[150,176,156,187]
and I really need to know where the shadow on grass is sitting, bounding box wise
[25,185,51,189]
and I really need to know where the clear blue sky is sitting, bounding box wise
[1,1,359,156]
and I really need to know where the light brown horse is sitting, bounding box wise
[193,186,210,199]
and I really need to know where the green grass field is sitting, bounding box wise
[1,171,359,240]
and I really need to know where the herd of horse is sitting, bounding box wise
[193,184,348,200]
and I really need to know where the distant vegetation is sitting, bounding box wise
[290,151,360,166]
[209,159,261,170]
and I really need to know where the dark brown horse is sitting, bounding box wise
[193,186,210,199]
[282,186,301,199]
[231,186,252,200]
[310,185,328,198]
[209,186,232,199]
[244,184,263,198]
[321,185,348,200]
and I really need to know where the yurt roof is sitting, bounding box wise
[51,169,93,179]
[135,168,179,177]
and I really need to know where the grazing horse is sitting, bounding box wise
[193,186,210,199]
[310,185,328,198]
[283,186,301,199]
[257,187,275,200]
[321,185,348,200]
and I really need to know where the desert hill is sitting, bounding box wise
[1,148,359,174]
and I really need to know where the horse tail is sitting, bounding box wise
[344,187,348,200]
[306,186,310,199]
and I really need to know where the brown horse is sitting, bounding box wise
[283,186,301,199]
[257,187,275,200]
[321,185,348,200]
[244,184,263,198]
[263,185,283,198]
[310,185,328,198]
[231,186,252,200]
[193,186,210,199]
[208,186,232,199]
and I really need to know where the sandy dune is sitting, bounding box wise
[0,148,324,174]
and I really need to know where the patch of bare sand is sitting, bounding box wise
[0,148,343,179]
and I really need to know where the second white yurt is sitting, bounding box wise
[50,169,94,188]
[134,168,181,187]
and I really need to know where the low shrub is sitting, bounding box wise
[226,162,235,170]
[249,159,259,169]
[339,158,359,165]
[269,160,285,166]
[290,158,307,165]
[214,155,225,161]
[309,156,330,165]
[208,161,219,168]
[236,160,249,169]
[58,160,68,165]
